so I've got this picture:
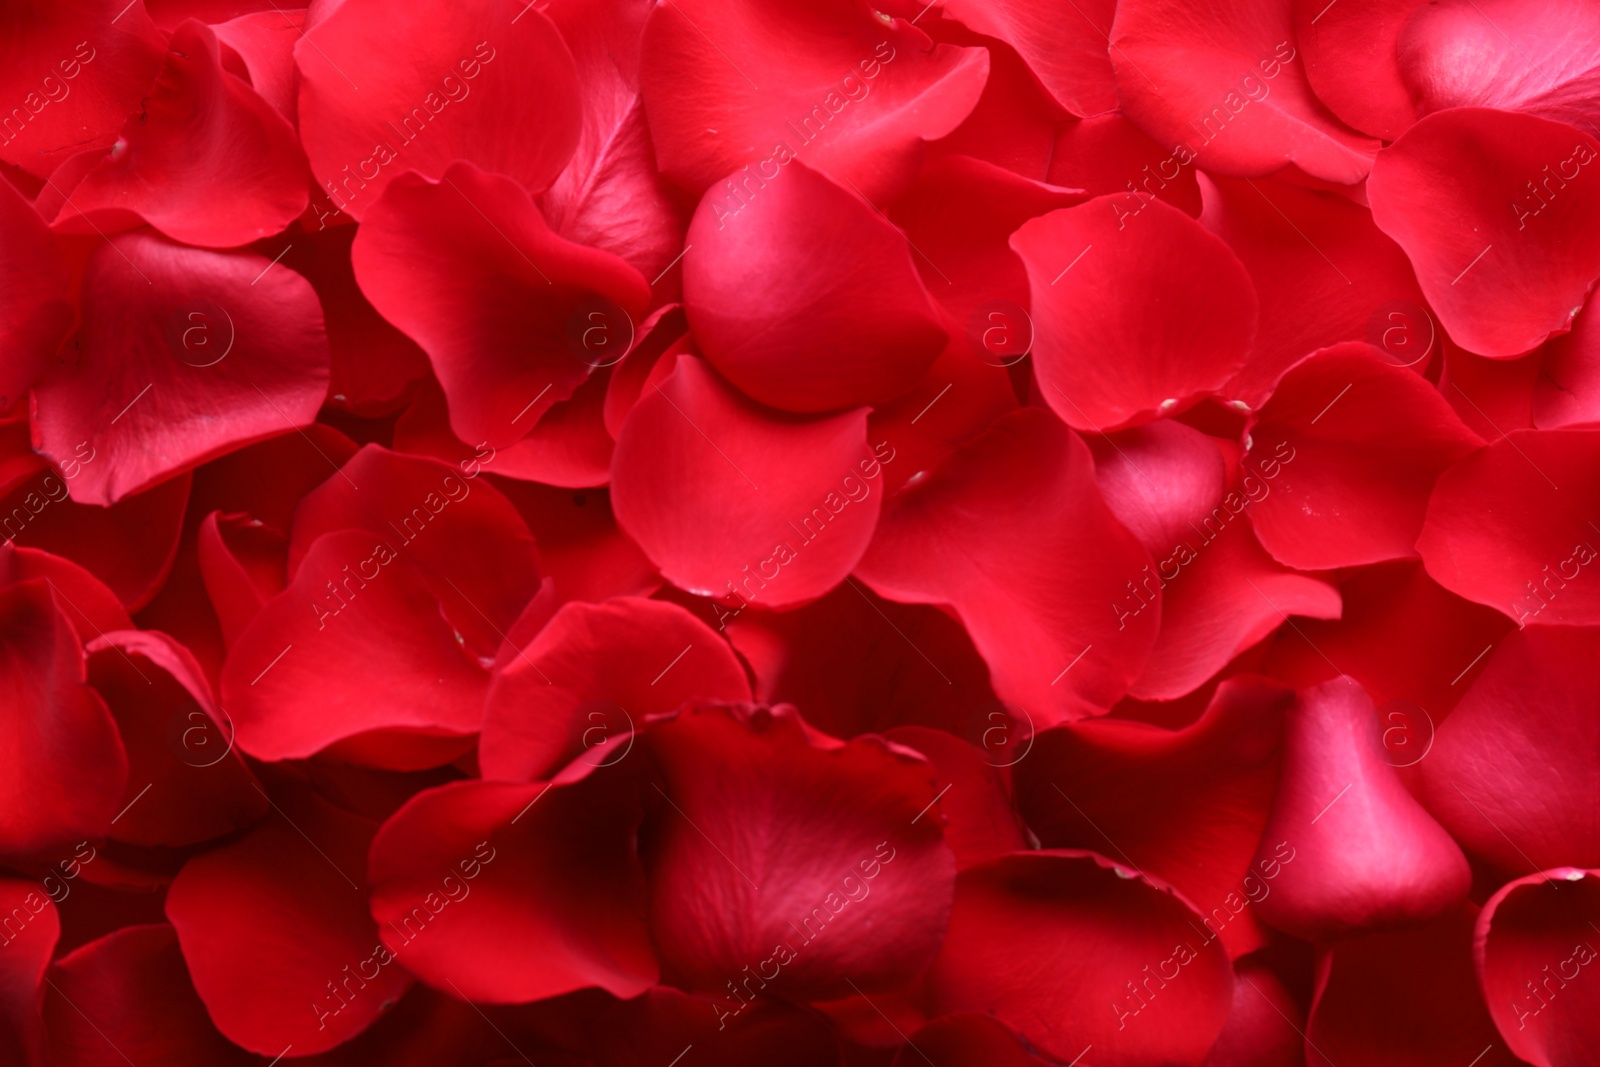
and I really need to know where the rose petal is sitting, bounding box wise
[1046,112,1203,218]
[0,876,58,1067]
[490,479,661,606]
[885,726,1028,869]
[937,0,1115,115]
[1199,957,1305,1067]
[0,543,132,643]
[31,231,331,506]
[0,178,71,410]
[1290,0,1419,140]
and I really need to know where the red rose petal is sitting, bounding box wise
[938,0,1115,116]
[0,876,58,1067]
[352,162,650,449]
[928,27,1066,181]
[0,543,132,643]
[885,726,1028,869]
[1417,627,1600,874]
[43,20,309,248]
[0,177,71,410]
[1046,112,1204,218]
[1013,196,1258,431]
[288,444,544,660]
[31,232,330,506]
[85,629,266,847]
[491,479,661,607]
[1290,0,1418,140]
[0,0,167,178]
[0,580,127,866]
[1308,902,1515,1067]
[1199,957,1305,1067]
[1535,300,1600,428]
[197,509,287,647]
[1368,108,1600,358]
[1201,174,1430,406]
[639,0,989,202]
[1249,676,1471,940]
[684,161,947,414]
[1014,677,1293,958]
[479,596,750,782]
[166,787,412,1055]
[1244,342,1483,570]
[212,9,303,121]
[1109,0,1380,183]
[927,850,1234,1065]
[900,1013,1052,1066]
[612,355,883,608]
[296,0,582,219]
[641,703,955,1002]
[44,924,257,1067]
[1476,868,1600,1067]
[221,529,491,768]
[1418,428,1600,625]
[856,408,1159,725]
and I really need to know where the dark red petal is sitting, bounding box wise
[0,0,166,177]
[1396,0,1600,132]
[927,850,1234,1065]
[1291,0,1418,140]
[1261,560,1513,722]
[1202,174,1430,406]
[1417,627,1600,874]
[0,178,71,409]
[1417,428,1600,624]
[166,787,411,1055]
[639,0,989,202]
[1014,677,1292,958]
[1109,0,1380,183]
[296,0,581,219]
[684,161,947,414]
[0,876,58,1067]
[351,162,650,449]
[1476,868,1600,1067]
[1199,957,1304,1067]
[885,726,1027,869]
[44,20,309,248]
[1090,421,1340,699]
[491,479,661,606]
[0,472,191,611]
[1014,196,1257,431]
[367,770,658,1004]
[44,924,257,1067]
[1368,108,1600,358]
[725,580,996,740]
[480,596,750,782]
[280,225,430,417]
[221,529,490,768]
[85,629,267,847]
[197,510,287,647]
[0,580,127,865]
[900,1013,1052,1066]
[1046,112,1203,218]
[886,155,1081,347]
[1245,342,1483,569]
[190,423,360,535]
[938,0,1114,115]
[1308,902,1515,1067]
[612,355,883,607]
[642,703,955,1001]
[0,544,132,643]
[288,444,544,660]
[1250,677,1471,940]
[31,232,330,506]
[856,408,1158,725]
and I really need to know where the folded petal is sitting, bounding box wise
[44,924,257,1067]
[641,703,955,1001]
[639,0,989,201]
[1417,627,1600,873]
[296,0,582,218]
[43,20,309,248]
[367,768,658,1004]
[1245,342,1483,569]
[0,580,127,866]
[1014,196,1257,430]
[221,529,491,768]
[1110,0,1380,183]
[612,355,884,608]
[1418,428,1600,624]
[856,408,1159,725]
[927,850,1234,1065]
[352,162,650,448]
[1476,868,1600,1067]
[685,161,947,413]
[1368,108,1600,358]
[1014,677,1293,958]
[31,232,331,506]
[1250,677,1471,940]
[480,596,750,782]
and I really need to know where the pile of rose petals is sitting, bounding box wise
[3,0,1600,1063]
